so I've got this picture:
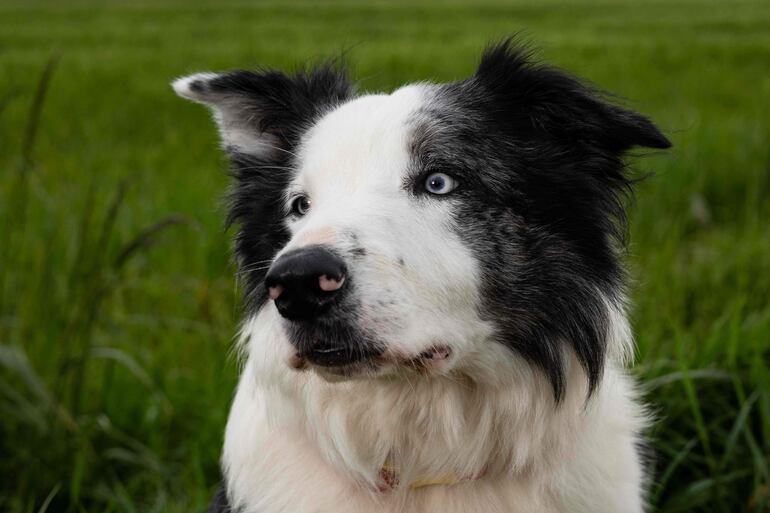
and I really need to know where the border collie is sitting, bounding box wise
[173,41,670,513]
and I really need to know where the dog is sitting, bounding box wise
[173,40,670,513]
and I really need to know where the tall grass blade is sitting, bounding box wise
[653,437,699,505]
[0,345,49,403]
[113,214,190,270]
[90,347,153,390]
[36,483,61,513]
[20,52,59,171]
[720,391,759,470]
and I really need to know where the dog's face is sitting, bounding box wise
[174,43,669,397]
[269,85,486,380]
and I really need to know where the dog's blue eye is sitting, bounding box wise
[291,196,310,216]
[424,172,458,195]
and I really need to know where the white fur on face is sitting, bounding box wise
[276,85,490,376]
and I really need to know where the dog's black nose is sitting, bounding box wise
[265,246,347,321]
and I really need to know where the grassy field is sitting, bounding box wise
[1,0,769,511]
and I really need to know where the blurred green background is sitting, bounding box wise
[1,1,769,512]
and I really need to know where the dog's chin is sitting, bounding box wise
[311,361,384,382]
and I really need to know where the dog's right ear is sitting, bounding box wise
[172,65,352,158]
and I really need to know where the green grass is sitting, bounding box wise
[1,0,769,511]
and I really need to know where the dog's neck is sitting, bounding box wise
[295,348,590,490]
[224,305,638,509]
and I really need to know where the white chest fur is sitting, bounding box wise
[222,309,647,513]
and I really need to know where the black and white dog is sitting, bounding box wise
[174,41,670,513]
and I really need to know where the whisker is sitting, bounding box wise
[236,164,297,173]
[247,143,301,160]
[238,259,275,269]
[236,264,273,276]
[242,259,275,266]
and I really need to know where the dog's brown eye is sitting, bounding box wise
[291,196,311,216]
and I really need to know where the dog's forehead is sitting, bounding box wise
[295,84,432,187]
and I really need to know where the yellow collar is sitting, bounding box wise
[380,459,478,491]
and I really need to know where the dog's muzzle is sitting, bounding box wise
[266,245,375,367]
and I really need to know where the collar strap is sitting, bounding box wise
[379,460,483,491]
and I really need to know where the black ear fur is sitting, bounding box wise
[208,65,351,149]
[474,40,671,153]
[173,63,352,156]
[454,41,670,399]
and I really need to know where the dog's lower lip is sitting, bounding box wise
[313,345,346,354]
[302,345,350,367]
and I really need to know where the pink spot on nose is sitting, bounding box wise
[268,285,284,300]
[318,275,344,292]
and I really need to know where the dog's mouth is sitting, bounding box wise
[284,319,383,374]
[288,346,380,382]
[304,344,351,367]
[296,343,380,368]
[284,319,454,379]
[288,343,454,379]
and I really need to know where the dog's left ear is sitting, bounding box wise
[474,41,671,153]
[172,65,351,158]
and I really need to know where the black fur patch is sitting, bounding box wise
[206,483,232,513]
[410,40,669,399]
[211,65,353,311]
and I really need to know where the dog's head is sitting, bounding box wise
[174,42,669,398]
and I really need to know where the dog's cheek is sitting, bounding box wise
[376,201,485,354]
[354,265,412,342]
